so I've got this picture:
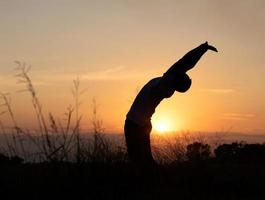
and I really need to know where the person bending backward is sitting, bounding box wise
[124,42,218,165]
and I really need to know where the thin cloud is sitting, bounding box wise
[82,66,158,81]
[38,66,157,82]
[200,88,235,94]
[221,113,256,121]
[1,66,159,86]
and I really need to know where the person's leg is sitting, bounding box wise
[124,119,154,165]
[139,123,155,164]
[124,119,140,163]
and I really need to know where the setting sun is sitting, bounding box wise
[154,121,170,133]
[152,117,175,133]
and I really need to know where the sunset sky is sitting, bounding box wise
[0,0,265,134]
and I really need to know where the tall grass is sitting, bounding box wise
[0,62,127,163]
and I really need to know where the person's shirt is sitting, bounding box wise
[126,75,175,126]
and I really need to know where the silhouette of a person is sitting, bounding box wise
[124,42,218,165]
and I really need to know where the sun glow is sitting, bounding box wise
[152,117,176,134]
[154,121,170,133]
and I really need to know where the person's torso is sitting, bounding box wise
[126,77,164,126]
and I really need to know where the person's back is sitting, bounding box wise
[126,77,164,126]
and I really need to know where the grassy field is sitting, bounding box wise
[1,62,265,199]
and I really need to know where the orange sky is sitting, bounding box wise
[0,1,265,134]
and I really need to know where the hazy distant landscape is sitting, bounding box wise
[1,131,265,162]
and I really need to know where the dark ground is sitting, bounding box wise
[1,160,265,200]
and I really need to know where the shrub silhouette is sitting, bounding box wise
[238,144,265,163]
[214,142,265,163]
[214,142,243,161]
[0,153,9,164]
[186,142,211,161]
[0,153,23,165]
[9,156,24,164]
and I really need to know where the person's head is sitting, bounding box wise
[174,73,192,93]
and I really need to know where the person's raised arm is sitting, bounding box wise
[151,42,217,97]
[164,41,218,75]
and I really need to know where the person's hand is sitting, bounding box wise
[204,41,218,52]
[208,44,218,52]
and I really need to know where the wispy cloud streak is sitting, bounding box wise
[221,113,256,121]
[36,66,158,83]
[200,88,235,94]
